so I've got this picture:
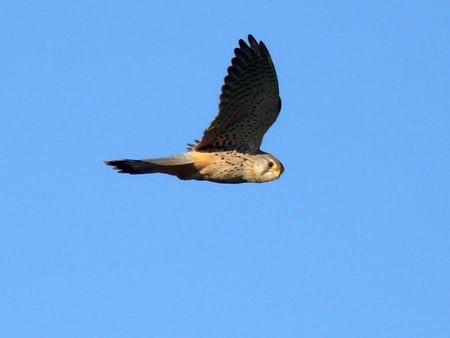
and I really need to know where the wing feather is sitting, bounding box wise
[195,35,281,153]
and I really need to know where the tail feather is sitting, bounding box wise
[104,154,197,178]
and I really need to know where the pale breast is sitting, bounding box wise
[191,150,253,183]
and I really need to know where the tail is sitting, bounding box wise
[104,154,198,179]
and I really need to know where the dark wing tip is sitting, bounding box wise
[246,35,271,57]
[221,34,277,103]
[231,35,272,70]
[247,34,257,45]
[258,40,271,57]
[247,34,259,49]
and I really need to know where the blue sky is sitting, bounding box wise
[1,1,449,337]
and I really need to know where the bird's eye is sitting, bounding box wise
[267,161,274,168]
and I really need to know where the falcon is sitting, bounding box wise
[105,35,284,183]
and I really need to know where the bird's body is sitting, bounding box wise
[108,151,283,183]
[105,35,284,184]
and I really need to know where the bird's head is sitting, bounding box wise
[251,153,284,182]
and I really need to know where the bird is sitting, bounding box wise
[105,35,284,184]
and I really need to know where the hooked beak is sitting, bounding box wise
[275,161,284,177]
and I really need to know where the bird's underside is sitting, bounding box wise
[105,35,284,184]
[105,150,284,183]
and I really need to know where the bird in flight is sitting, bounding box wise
[105,35,284,184]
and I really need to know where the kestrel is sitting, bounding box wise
[105,35,284,183]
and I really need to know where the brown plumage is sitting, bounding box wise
[105,35,284,184]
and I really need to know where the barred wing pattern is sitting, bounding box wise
[195,35,281,153]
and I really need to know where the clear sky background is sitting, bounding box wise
[1,1,449,337]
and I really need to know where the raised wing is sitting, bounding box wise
[195,35,281,153]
